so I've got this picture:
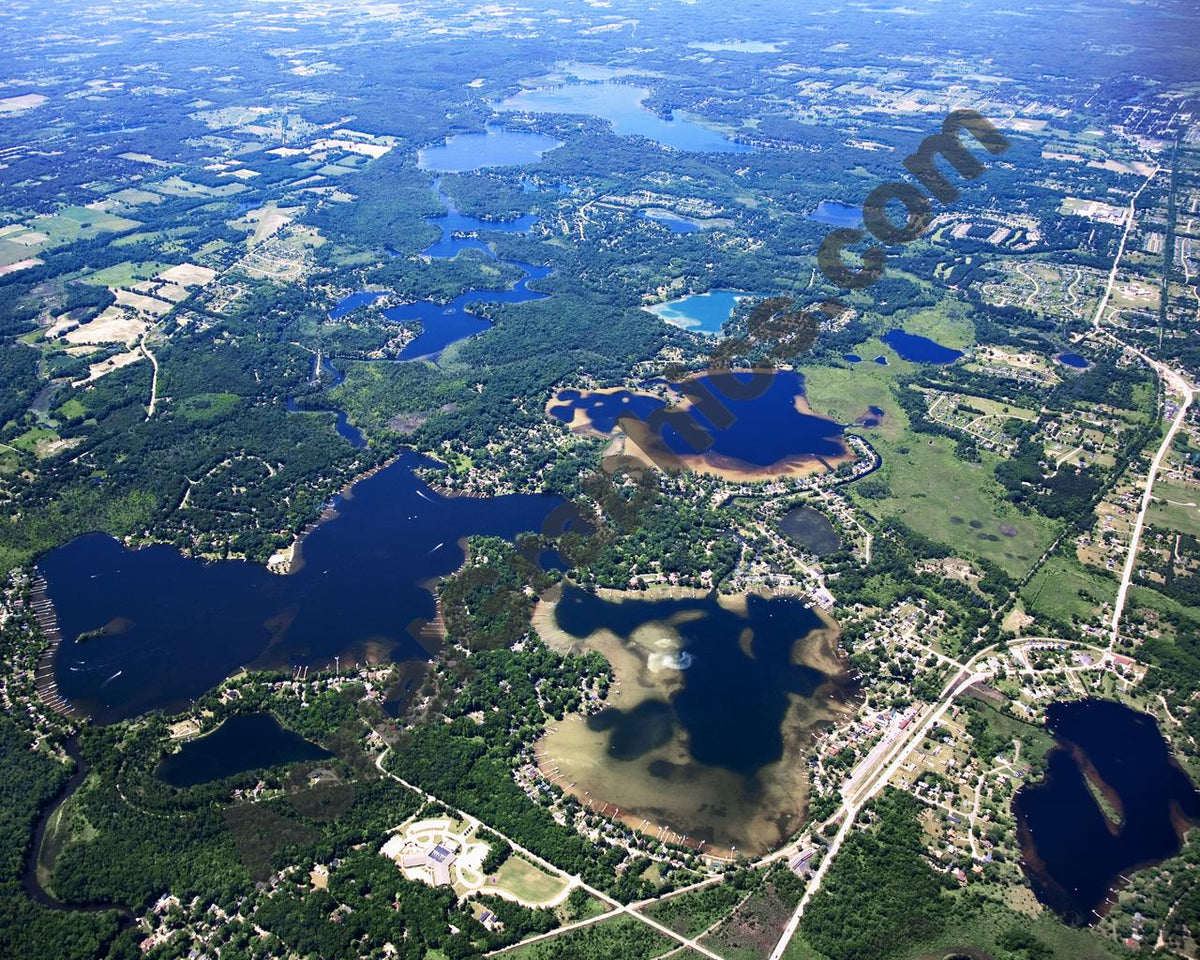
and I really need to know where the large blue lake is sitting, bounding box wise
[498,82,752,153]
[417,127,563,173]
[40,451,560,722]
[645,289,765,334]
[549,370,851,473]
[542,586,858,852]
[556,587,834,774]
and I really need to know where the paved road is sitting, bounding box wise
[1107,348,1194,644]
[766,664,992,960]
[1086,164,1196,645]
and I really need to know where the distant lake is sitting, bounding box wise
[157,713,330,788]
[40,451,560,722]
[417,127,563,172]
[536,586,857,853]
[640,210,700,234]
[645,289,765,334]
[881,329,963,364]
[548,369,852,479]
[810,201,863,228]
[1014,698,1200,925]
[1058,353,1089,370]
[779,506,842,555]
[688,40,782,53]
[497,82,752,153]
[843,354,862,363]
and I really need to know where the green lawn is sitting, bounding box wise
[492,855,569,904]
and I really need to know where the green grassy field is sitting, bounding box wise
[888,299,976,351]
[79,260,169,288]
[57,398,86,420]
[39,206,141,242]
[804,362,905,444]
[176,392,240,421]
[1021,553,1115,624]
[867,435,1056,577]
[11,426,58,454]
[805,353,1059,579]
[1145,480,1200,537]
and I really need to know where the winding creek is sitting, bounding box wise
[22,737,132,922]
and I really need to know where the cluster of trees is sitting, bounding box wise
[440,537,558,651]
[387,637,628,892]
[799,790,957,960]
[0,718,125,960]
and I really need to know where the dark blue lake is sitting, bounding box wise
[157,713,330,788]
[810,201,863,228]
[417,127,563,172]
[843,354,862,364]
[1059,353,1089,369]
[40,451,560,723]
[881,329,963,364]
[498,82,752,153]
[549,370,850,472]
[1014,698,1200,925]
[873,356,888,365]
